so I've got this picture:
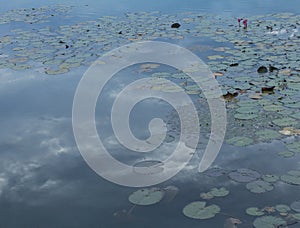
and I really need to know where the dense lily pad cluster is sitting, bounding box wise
[246,202,300,227]
[0,5,72,25]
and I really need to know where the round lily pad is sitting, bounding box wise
[281,170,300,185]
[246,207,265,216]
[272,117,297,127]
[291,200,300,213]
[278,151,295,158]
[234,113,258,120]
[255,129,281,141]
[200,192,214,200]
[204,167,227,177]
[262,174,279,183]
[263,105,284,112]
[182,201,220,220]
[275,204,290,213]
[291,213,300,220]
[253,216,287,228]
[286,142,300,153]
[236,106,259,114]
[128,188,164,206]
[228,168,260,183]
[210,187,229,197]
[246,180,274,194]
[226,136,254,147]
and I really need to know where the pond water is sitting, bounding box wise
[0,1,300,228]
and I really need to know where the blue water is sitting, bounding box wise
[0,1,299,228]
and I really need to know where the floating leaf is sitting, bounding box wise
[281,170,300,185]
[204,167,227,177]
[228,169,260,183]
[200,192,214,200]
[291,200,300,213]
[246,207,265,216]
[272,117,297,127]
[128,188,164,206]
[278,151,295,158]
[234,113,258,120]
[246,180,274,194]
[253,216,286,228]
[210,187,229,197]
[226,136,254,147]
[182,201,220,220]
[262,174,279,183]
[255,129,281,141]
[291,213,300,220]
[286,142,300,153]
[275,205,291,213]
[263,104,283,112]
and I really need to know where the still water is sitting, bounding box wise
[0,0,300,227]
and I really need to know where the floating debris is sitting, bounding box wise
[171,22,181,28]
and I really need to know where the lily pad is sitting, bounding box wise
[253,216,287,228]
[210,187,229,197]
[262,174,279,183]
[272,117,297,127]
[228,168,260,183]
[246,207,265,216]
[182,201,220,220]
[291,200,300,213]
[226,136,254,147]
[286,142,300,153]
[200,192,214,200]
[255,129,281,141]
[234,113,258,120]
[291,213,300,220]
[275,205,291,213]
[281,170,300,185]
[278,151,295,158]
[128,188,164,206]
[246,180,274,194]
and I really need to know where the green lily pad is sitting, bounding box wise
[290,112,300,120]
[291,213,300,220]
[236,106,260,114]
[210,187,229,197]
[228,169,260,183]
[255,129,281,141]
[275,204,290,213]
[234,113,258,120]
[182,201,220,220]
[281,170,300,185]
[128,188,164,206]
[263,105,284,112]
[262,174,279,183]
[291,200,300,213]
[246,207,265,216]
[200,192,214,200]
[226,136,254,147]
[286,142,300,153]
[278,151,295,158]
[253,216,287,228]
[272,117,297,127]
[246,180,274,194]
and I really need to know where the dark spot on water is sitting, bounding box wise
[171,23,181,28]
[257,66,268,73]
